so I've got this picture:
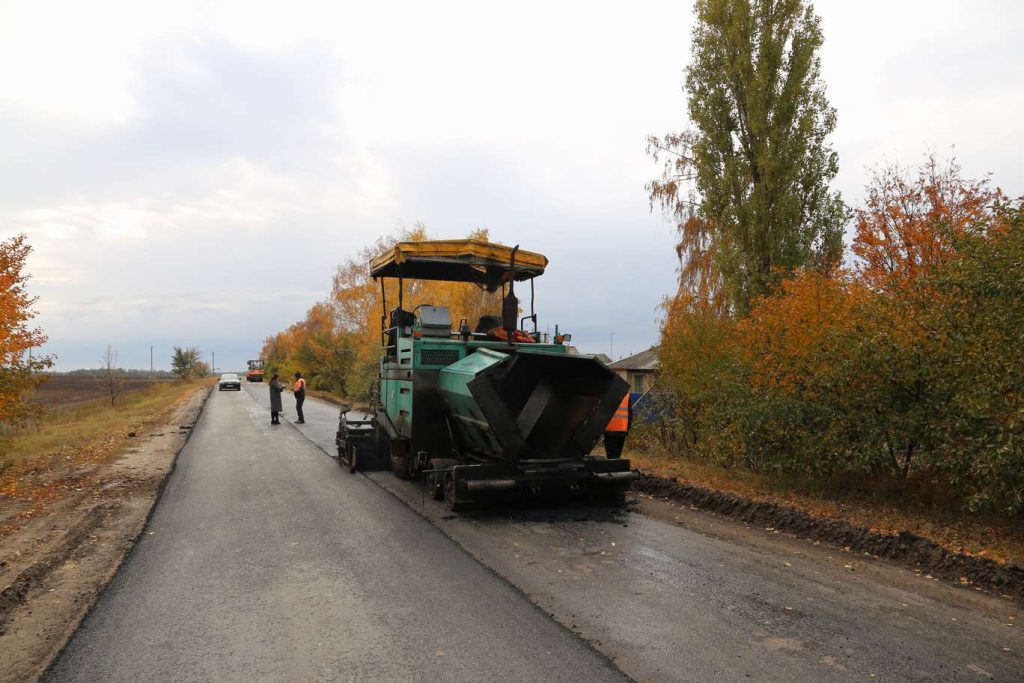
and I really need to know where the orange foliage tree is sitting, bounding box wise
[656,154,1024,511]
[263,225,503,401]
[1,234,53,429]
[328,224,504,399]
[737,266,937,481]
[655,292,746,459]
[853,155,1003,291]
[739,270,869,399]
[261,301,358,396]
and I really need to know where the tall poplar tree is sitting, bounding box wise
[649,0,848,314]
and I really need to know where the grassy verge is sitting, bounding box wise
[0,379,212,535]
[629,447,1024,568]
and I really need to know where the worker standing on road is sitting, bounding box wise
[603,393,630,459]
[269,373,284,425]
[293,372,307,424]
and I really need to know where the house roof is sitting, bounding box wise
[608,346,659,371]
[592,353,612,364]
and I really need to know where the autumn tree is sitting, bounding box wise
[326,225,503,399]
[921,201,1024,510]
[736,268,929,480]
[262,301,359,395]
[649,0,847,314]
[654,150,1024,512]
[262,225,509,402]
[656,292,747,458]
[171,346,203,379]
[852,155,1003,291]
[0,234,53,427]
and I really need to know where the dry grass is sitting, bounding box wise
[0,379,212,536]
[4,379,209,470]
[629,447,1024,567]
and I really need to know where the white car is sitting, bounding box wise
[218,373,242,391]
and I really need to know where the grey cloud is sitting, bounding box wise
[374,143,679,358]
[0,39,344,207]
[128,40,342,168]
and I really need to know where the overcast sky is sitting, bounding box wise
[2,0,1022,371]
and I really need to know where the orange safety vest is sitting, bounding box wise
[607,394,629,432]
[294,378,306,392]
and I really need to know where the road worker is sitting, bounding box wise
[293,372,307,424]
[603,393,630,459]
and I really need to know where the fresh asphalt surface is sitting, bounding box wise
[48,384,1024,681]
[45,385,625,682]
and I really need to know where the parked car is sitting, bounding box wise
[218,373,242,391]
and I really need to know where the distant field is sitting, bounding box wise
[30,375,180,409]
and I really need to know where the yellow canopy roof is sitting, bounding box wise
[369,239,548,289]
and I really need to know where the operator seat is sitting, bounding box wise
[475,314,502,333]
[387,308,416,358]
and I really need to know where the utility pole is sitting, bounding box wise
[610,332,614,360]
[212,351,215,374]
[150,346,153,373]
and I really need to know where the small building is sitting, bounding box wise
[592,353,613,365]
[608,347,658,394]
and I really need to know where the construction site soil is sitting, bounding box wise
[634,474,1024,602]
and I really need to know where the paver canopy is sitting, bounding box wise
[369,239,547,291]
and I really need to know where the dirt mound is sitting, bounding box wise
[633,474,1024,601]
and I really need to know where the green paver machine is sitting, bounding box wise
[336,239,634,509]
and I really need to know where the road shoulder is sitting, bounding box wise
[634,473,1024,601]
[0,386,211,683]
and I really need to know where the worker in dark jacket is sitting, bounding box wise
[293,372,307,424]
[603,393,630,459]
[269,373,284,425]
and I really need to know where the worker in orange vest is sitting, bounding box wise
[604,393,630,459]
[293,372,307,424]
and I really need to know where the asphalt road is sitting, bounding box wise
[241,386,1024,682]
[45,386,626,682]
[47,384,1024,682]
